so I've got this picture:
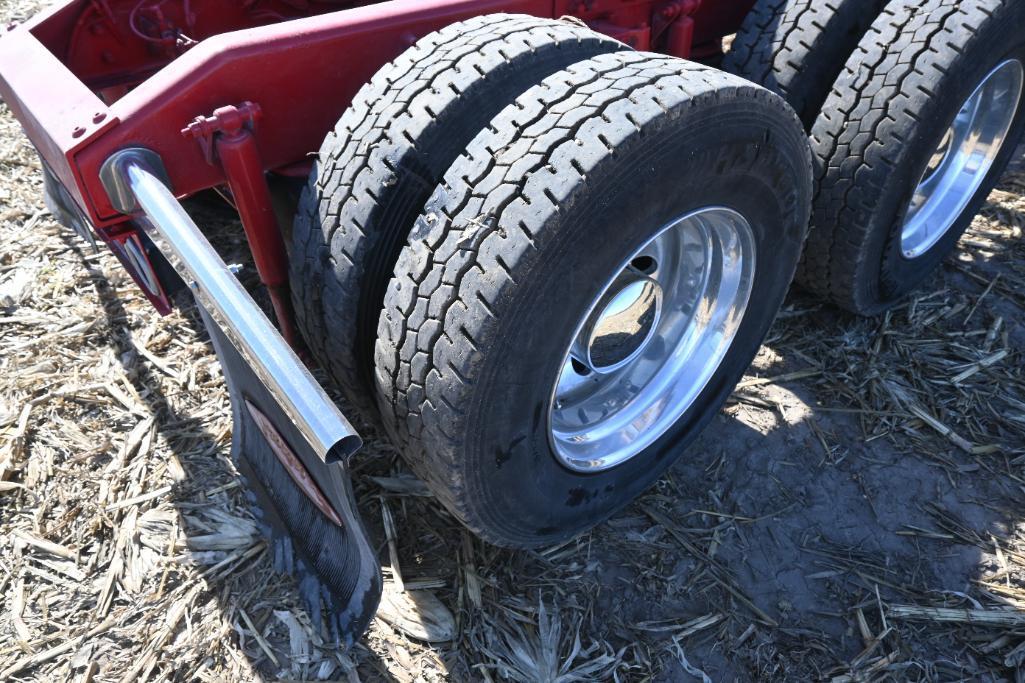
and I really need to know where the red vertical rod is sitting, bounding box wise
[184,102,299,348]
[216,129,298,347]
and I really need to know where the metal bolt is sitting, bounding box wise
[92,112,106,124]
[72,126,85,138]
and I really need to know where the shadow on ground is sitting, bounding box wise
[131,169,1022,681]
[48,201,405,681]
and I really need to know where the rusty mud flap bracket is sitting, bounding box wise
[99,148,381,645]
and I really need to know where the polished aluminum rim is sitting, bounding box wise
[548,207,756,472]
[901,59,1024,259]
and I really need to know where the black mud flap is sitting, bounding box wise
[196,304,381,647]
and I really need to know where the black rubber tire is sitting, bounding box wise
[723,0,889,130]
[796,0,1025,315]
[374,52,813,547]
[290,15,625,419]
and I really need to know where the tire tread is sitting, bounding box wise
[290,14,624,416]
[723,0,888,128]
[796,0,1002,312]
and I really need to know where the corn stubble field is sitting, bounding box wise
[3,3,1025,682]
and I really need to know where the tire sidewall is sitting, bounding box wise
[455,101,810,545]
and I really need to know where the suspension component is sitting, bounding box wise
[182,102,299,348]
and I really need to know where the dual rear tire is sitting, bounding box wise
[375,54,811,545]
[726,0,1025,314]
[798,0,1025,313]
[292,2,1025,545]
[291,16,813,546]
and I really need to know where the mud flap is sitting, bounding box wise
[195,303,381,647]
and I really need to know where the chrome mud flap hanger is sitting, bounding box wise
[99,147,382,644]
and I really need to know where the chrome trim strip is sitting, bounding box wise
[99,147,361,463]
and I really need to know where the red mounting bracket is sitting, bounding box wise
[182,101,262,165]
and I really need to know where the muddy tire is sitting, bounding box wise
[375,52,813,547]
[797,0,1025,314]
[289,15,625,419]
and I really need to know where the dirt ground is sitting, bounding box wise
[3,3,1025,682]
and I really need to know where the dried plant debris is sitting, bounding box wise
[3,0,1025,678]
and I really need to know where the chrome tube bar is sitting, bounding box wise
[99,148,361,463]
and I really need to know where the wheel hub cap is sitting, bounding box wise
[579,273,663,373]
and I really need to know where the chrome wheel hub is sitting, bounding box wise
[901,59,1024,259]
[549,207,756,472]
